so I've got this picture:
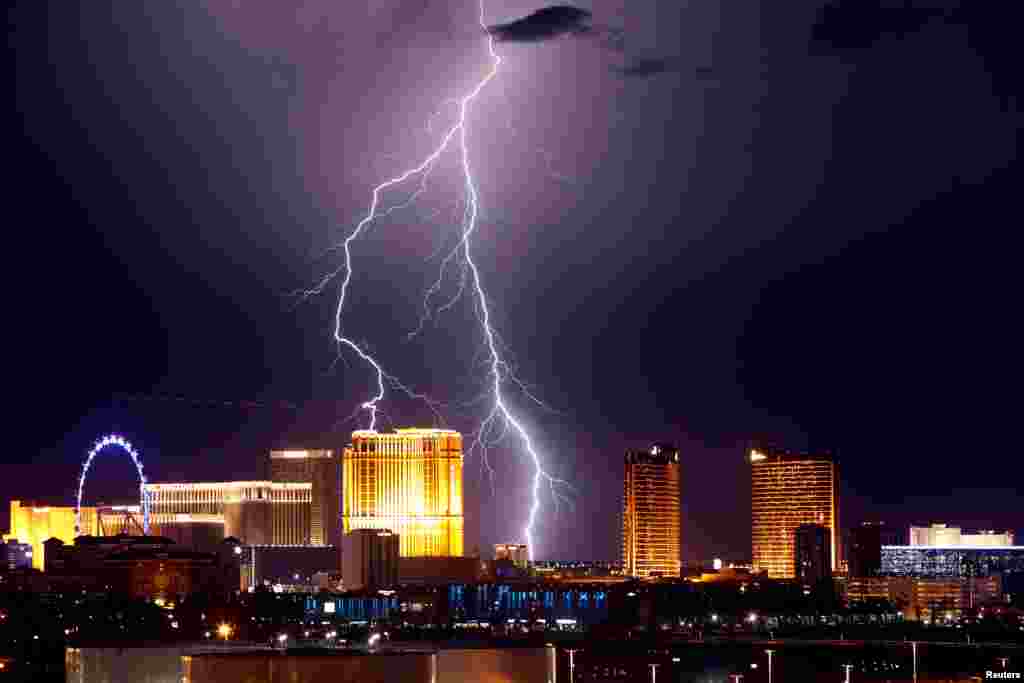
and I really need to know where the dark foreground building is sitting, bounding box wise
[42,534,241,601]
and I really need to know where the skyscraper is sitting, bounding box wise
[342,429,464,557]
[750,447,839,579]
[268,449,340,546]
[622,443,681,579]
[794,523,831,584]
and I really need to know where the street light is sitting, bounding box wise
[648,663,660,683]
[842,663,854,683]
[911,641,918,681]
[567,649,581,682]
[217,623,232,640]
[765,649,775,683]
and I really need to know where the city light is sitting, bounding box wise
[217,623,232,640]
[76,434,149,536]
[343,430,464,556]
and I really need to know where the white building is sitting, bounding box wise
[909,524,1014,547]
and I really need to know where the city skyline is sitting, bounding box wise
[3,429,1020,566]
[6,0,1022,564]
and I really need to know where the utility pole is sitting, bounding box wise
[765,649,775,683]
[566,649,581,682]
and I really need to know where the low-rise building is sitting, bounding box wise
[341,529,400,591]
[845,575,1002,622]
[42,534,241,601]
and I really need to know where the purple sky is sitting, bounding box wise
[6,0,1021,560]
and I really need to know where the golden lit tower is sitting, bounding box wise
[622,444,682,578]
[342,429,464,557]
[749,447,839,579]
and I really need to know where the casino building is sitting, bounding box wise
[622,444,682,579]
[342,429,464,557]
[145,481,314,548]
[750,447,839,579]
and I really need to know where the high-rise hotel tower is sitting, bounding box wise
[622,444,682,578]
[342,429,464,557]
[268,449,340,546]
[750,447,839,579]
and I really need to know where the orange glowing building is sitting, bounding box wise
[622,444,682,579]
[342,429,464,557]
[3,501,97,570]
[749,447,839,579]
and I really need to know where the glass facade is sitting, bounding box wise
[881,546,1024,577]
[342,429,464,557]
[622,444,681,578]
[750,448,839,579]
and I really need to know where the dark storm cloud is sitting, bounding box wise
[810,0,952,52]
[610,56,680,79]
[487,5,593,43]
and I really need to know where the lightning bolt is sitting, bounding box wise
[317,0,572,560]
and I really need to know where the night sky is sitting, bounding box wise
[6,1,1020,561]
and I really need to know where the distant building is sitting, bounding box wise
[145,481,314,546]
[3,501,97,570]
[794,524,831,584]
[845,575,1002,622]
[848,522,902,578]
[239,544,339,592]
[342,429,464,557]
[909,524,1014,547]
[749,447,839,579]
[494,543,529,568]
[43,534,241,601]
[268,449,340,547]
[341,529,400,591]
[397,555,482,585]
[530,560,625,581]
[1,539,33,572]
[622,444,681,579]
[881,545,1024,577]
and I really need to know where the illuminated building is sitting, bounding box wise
[494,543,529,568]
[268,449,339,547]
[530,561,626,583]
[145,482,313,546]
[3,501,97,570]
[622,444,681,579]
[1,539,33,572]
[749,447,839,579]
[342,429,464,557]
[794,524,831,584]
[844,575,1002,622]
[881,545,1024,577]
[909,524,1014,547]
[341,529,400,590]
